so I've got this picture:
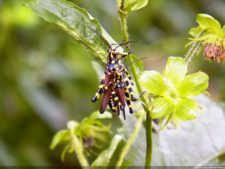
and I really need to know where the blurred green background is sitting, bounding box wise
[1,0,225,166]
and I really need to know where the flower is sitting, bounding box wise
[140,57,209,127]
[188,14,225,62]
[203,43,225,62]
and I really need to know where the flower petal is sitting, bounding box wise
[223,25,225,35]
[140,70,167,96]
[196,14,221,33]
[189,26,204,37]
[174,98,199,120]
[178,71,209,97]
[223,26,225,48]
[164,57,187,85]
[150,97,173,119]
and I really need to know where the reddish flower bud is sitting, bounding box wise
[203,44,225,63]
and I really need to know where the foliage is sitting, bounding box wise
[50,111,112,161]
[188,14,225,62]
[1,0,225,167]
[117,0,148,13]
[140,57,208,127]
[26,0,117,63]
[91,134,123,166]
[25,0,225,167]
[189,14,225,48]
[122,96,225,166]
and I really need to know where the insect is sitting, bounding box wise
[91,44,138,119]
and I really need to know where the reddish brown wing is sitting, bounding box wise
[100,85,113,114]
[116,87,126,120]
[104,74,114,86]
[116,88,126,107]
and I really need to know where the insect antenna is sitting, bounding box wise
[128,56,148,66]
[85,25,111,47]
[112,40,140,51]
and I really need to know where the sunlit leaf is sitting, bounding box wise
[140,70,167,96]
[91,135,123,166]
[174,98,198,120]
[117,0,148,13]
[178,71,209,97]
[151,97,173,119]
[26,0,116,62]
[196,14,221,33]
[50,130,70,150]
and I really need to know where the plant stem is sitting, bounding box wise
[185,41,201,66]
[118,3,152,168]
[68,121,89,168]
[145,110,152,169]
[116,112,145,167]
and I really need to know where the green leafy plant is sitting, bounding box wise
[25,0,225,168]
[50,111,112,164]
[140,57,208,128]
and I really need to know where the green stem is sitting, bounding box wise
[116,112,145,167]
[118,4,152,168]
[184,31,205,66]
[68,121,89,168]
[185,41,201,66]
[145,110,152,169]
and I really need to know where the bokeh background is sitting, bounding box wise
[1,0,225,166]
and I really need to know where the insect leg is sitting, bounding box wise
[112,90,120,116]
[108,92,117,113]
[118,101,126,120]
[91,79,105,102]
[124,87,134,114]
[124,76,138,101]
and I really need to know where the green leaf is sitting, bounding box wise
[178,71,209,97]
[174,98,198,120]
[118,0,148,13]
[61,145,70,161]
[50,130,70,150]
[164,56,187,85]
[150,97,173,119]
[91,134,123,166]
[121,96,225,166]
[90,110,112,119]
[26,0,116,62]
[189,26,203,37]
[196,14,221,33]
[140,70,167,96]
